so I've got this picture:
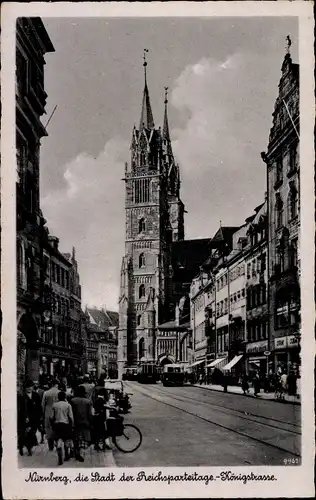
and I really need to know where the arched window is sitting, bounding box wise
[137,314,142,326]
[139,284,145,299]
[275,193,283,228]
[139,253,145,268]
[139,218,146,233]
[139,338,145,359]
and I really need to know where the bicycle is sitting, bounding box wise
[101,407,142,453]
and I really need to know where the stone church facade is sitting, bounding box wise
[118,60,184,377]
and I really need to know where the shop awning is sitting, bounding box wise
[207,357,227,368]
[222,354,243,371]
[190,360,205,367]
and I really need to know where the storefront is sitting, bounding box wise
[39,346,82,379]
[246,339,269,376]
[273,334,300,374]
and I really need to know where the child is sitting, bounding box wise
[50,391,74,465]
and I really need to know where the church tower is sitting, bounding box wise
[118,53,184,377]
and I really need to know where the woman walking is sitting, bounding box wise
[71,385,93,462]
[50,391,74,465]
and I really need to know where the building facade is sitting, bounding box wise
[245,201,269,375]
[16,17,55,386]
[263,44,300,374]
[85,307,118,379]
[118,62,184,377]
[40,238,83,379]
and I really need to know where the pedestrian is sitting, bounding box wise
[80,374,95,401]
[17,380,42,456]
[254,372,261,396]
[287,370,297,397]
[42,379,60,451]
[280,370,288,399]
[198,373,203,385]
[93,388,111,451]
[50,390,74,465]
[222,372,228,393]
[71,385,93,462]
[32,381,45,443]
[241,373,249,395]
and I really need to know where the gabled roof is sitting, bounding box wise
[86,307,119,332]
[210,226,239,248]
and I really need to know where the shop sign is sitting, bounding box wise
[246,340,268,354]
[39,346,78,358]
[274,335,299,350]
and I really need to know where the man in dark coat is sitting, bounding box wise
[71,385,93,462]
[17,380,42,456]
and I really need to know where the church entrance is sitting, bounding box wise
[158,355,174,366]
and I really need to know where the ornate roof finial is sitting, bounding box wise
[163,86,171,142]
[139,49,154,129]
[143,48,149,83]
[285,35,292,55]
[164,86,169,105]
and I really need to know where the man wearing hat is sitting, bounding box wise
[17,380,42,456]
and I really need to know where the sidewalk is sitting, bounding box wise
[18,435,116,468]
[192,383,301,405]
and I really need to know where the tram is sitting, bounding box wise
[137,362,160,384]
[161,364,185,387]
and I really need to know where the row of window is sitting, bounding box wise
[275,184,298,229]
[215,289,245,318]
[246,284,267,310]
[49,260,70,290]
[248,226,267,247]
[216,265,245,291]
[246,254,266,279]
[275,145,298,185]
[275,238,298,276]
[42,325,70,347]
[275,293,300,330]
[247,321,268,342]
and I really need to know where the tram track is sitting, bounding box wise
[150,383,300,435]
[126,382,301,458]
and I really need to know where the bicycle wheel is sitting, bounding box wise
[113,424,142,453]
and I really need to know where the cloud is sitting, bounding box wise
[42,137,128,310]
[42,52,272,312]
[170,53,268,239]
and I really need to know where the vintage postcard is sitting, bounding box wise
[1,1,315,498]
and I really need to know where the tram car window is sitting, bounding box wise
[162,364,185,386]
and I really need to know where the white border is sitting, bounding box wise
[1,2,315,498]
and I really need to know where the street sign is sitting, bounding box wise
[264,351,271,356]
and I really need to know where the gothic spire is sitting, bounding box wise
[163,86,171,142]
[162,86,174,160]
[139,49,155,130]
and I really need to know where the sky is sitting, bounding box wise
[40,16,298,311]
